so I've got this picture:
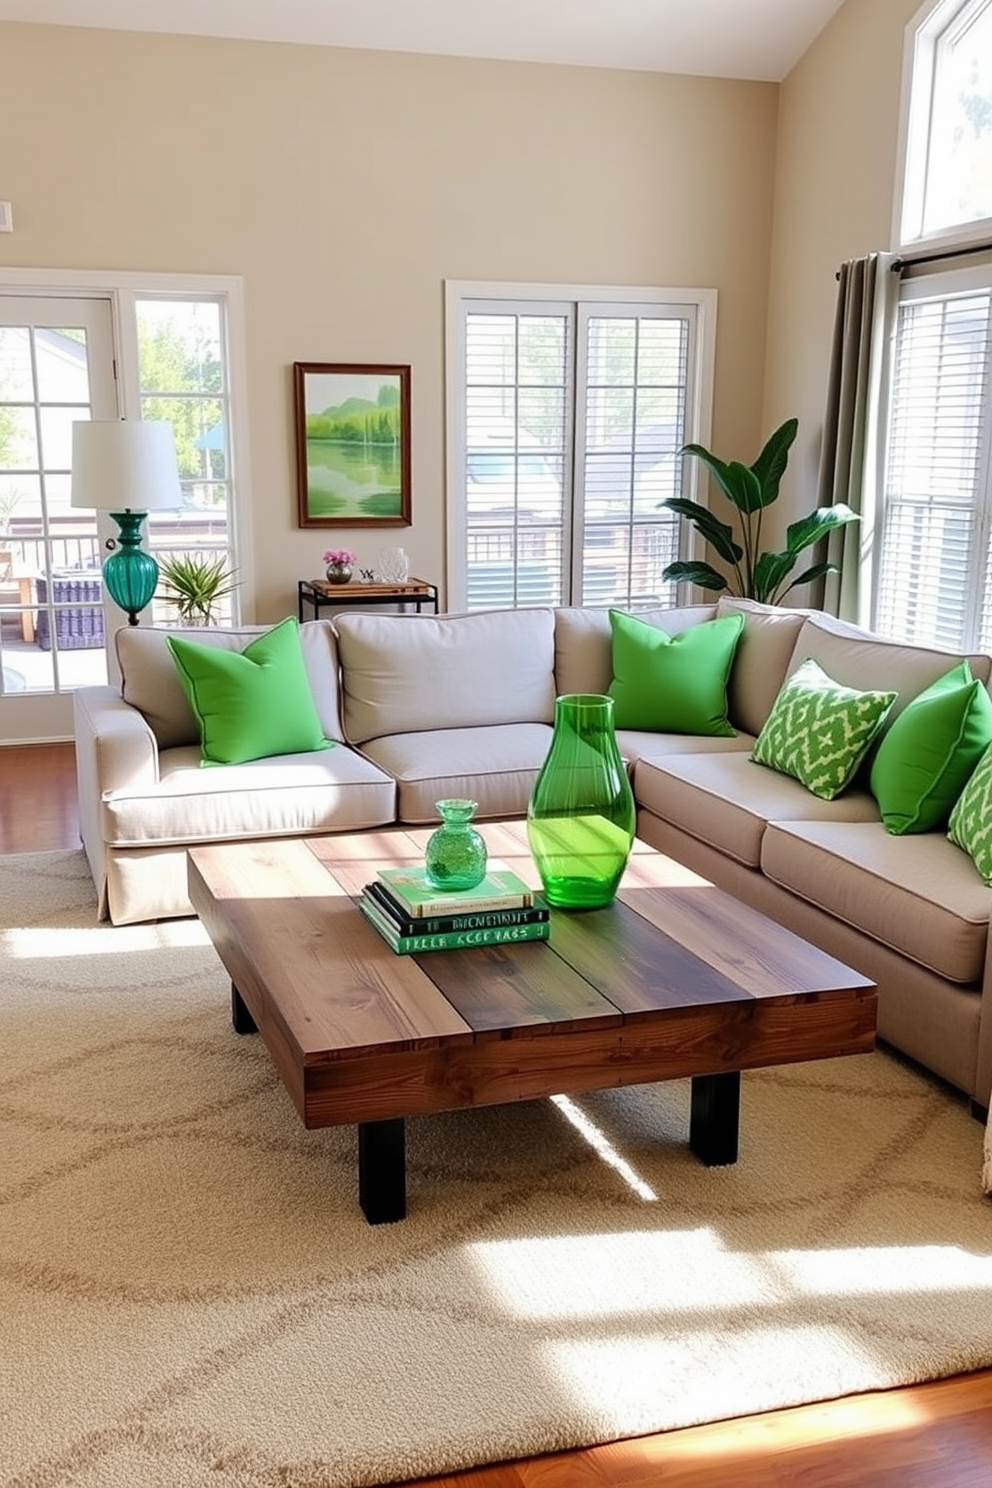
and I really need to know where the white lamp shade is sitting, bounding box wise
[70,420,182,513]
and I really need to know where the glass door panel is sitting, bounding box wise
[0,296,117,741]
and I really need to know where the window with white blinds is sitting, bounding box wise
[874,268,992,650]
[445,283,715,612]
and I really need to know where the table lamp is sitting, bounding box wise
[70,419,181,626]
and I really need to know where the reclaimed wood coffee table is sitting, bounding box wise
[187,823,876,1224]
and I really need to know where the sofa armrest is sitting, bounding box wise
[73,686,160,917]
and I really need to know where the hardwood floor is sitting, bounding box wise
[3,741,992,1486]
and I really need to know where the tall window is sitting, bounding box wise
[898,0,992,250]
[872,0,992,651]
[445,283,715,612]
[136,296,238,627]
[873,267,992,649]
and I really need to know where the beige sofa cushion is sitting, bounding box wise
[634,750,879,867]
[359,722,554,823]
[785,614,992,722]
[761,820,990,984]
[116,619,345,750]
[553,605,716,697]
[335,608,557,744]
[715,597,808,736]
[101,743,395,846]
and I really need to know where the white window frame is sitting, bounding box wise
[871,259,992,651]
[0,266,254,620]
[894,0,992,254]
[444,279,717,613]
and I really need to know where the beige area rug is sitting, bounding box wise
[3,850,992,1488]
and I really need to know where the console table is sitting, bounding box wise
[298,577,439,622]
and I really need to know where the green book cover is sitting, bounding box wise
[360,894,549,954]
[375,861,533,917]
[366,880,549,937]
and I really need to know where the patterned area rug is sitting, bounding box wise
[3,849,992,1488]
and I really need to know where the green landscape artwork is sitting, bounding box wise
[294,362,411,527]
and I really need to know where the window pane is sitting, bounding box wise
[875,287,992,649]
[0,327,34,400]
[35,327,91,403]
[578,312,690,608]
[136,300,223,395]
[136,298,237,622]
[924,0,992,236]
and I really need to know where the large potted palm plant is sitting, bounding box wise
[662,417,859,604]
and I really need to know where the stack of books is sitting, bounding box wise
[359,862,549,954]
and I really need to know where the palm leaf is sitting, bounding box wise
[662,497,743,565]
[784,504,860,556]
[749,417,798,507]
[661,561,730,592]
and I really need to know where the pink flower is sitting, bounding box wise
[322,549,356,565]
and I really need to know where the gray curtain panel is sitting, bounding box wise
[817,252,899,620]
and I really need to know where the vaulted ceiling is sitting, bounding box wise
[0,0,848,82]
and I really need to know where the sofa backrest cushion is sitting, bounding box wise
[334,607,557,743]
[553,605,717,697]
[785,612,992,724]
[715,596,809,736]
[117,618,345,750]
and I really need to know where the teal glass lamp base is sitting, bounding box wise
[527,694,636,909]
[102,509,159,625]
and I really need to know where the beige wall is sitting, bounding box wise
[0,22,778,621]
[763,0,921,536]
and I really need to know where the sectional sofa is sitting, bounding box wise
[73,597,992,1109]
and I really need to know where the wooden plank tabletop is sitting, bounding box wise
[188,826,876,1130]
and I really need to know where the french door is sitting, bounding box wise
[0,296,118,742]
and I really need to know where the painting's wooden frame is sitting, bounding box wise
[294,361,411,528]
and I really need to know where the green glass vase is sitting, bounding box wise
[527,693,636,909]
[424,798,488,890]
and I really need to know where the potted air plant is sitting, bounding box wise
[157,552,239,625]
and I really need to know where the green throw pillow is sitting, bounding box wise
[751,657,896,800]
[608,610,744,736]
[869,662,992,834]
[166,617,334,766]
[948,743,992,884]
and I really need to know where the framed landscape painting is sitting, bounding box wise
[294,362,411,527]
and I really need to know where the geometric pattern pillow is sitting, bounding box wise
[751,657,897,801]
[947,742,992,884]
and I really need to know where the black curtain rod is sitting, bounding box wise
[891,238,992,272]
[835,239,992,280]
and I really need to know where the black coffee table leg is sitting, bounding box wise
[689,1071,740,1165]
[358,1118,406,1224]
[231,984,257,1035]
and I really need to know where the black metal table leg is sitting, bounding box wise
[358,1118,406,1224]
[231,984,257,1035]
[689,1070,741,1166]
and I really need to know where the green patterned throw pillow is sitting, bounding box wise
[948,743,992,884]
[752,657,896,800]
